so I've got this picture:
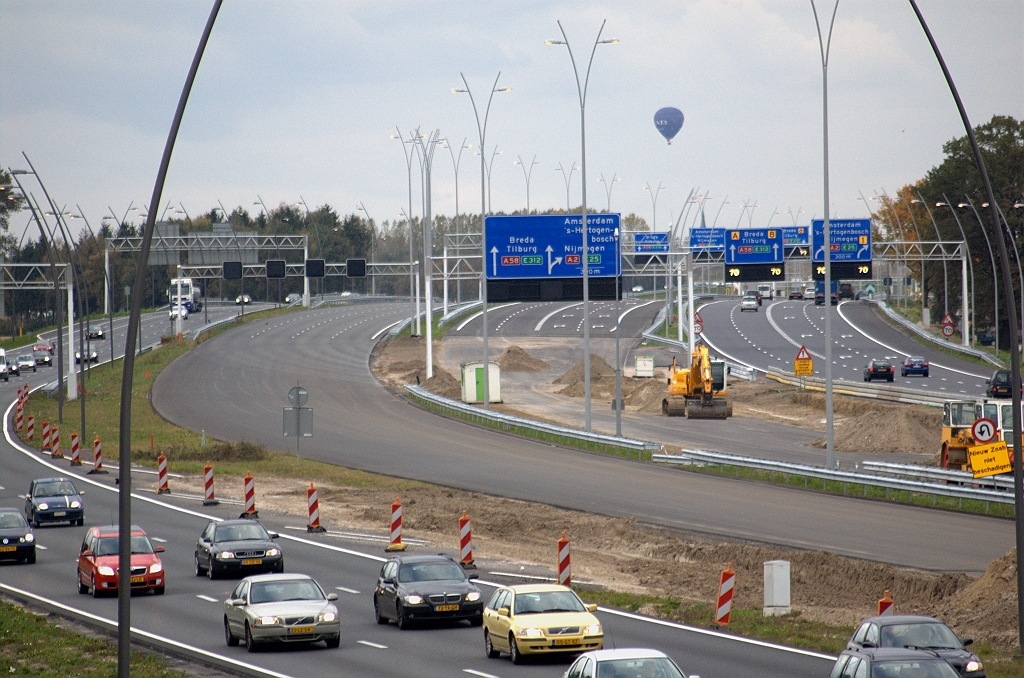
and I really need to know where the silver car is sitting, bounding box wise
[563,648,697,678]
[224,573,340,652]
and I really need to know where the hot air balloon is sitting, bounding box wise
[654,107,684,144]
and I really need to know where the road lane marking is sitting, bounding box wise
[457,303,519,331]
[463,670,500,678]
[335,586,360,594]
[357,640,387,649]
[196,594,219,602]
[34,544,47,550]
[151,537,167,543]
[534,302,583,332]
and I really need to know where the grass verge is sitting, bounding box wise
[0,598,187,677]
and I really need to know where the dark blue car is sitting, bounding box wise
[902,356,930,377]
[0,508,35,564]
[24,477,84,527]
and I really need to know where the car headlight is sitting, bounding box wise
[97,566,115,576]
[518,627,544,638]
[255,616,279,626]
[318,611,337,623]
[404,595,424,605]
[265,548,280,557]
[217,551,234,559]
[966,660,983,672]
[149,562,163,574]
[22,533,33,543]
[583,623,602,636]
[36,503,48,511]
[70,500,82,509]
[465,591,481,602]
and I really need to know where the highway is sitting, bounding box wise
[698,298,991,396]
[445,298,663,338]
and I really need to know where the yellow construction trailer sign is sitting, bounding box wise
[794,345,813,376]
[967,440,1012,478]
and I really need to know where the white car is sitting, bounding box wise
[169,305,188,320]
[285,293,302,304]
[740,297,759,312]
[804,287,816,299]
[340,291,352,297]
[564,648,695,678]
[631,285,644,293]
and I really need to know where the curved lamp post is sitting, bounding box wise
[391,129,420,334]
[514,155,540,213]
[598,173,620,212]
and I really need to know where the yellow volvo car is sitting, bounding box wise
[482,584,603,664]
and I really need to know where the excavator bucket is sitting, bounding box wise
[686,400,729,420]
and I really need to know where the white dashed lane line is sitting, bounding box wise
[196,594,219,603]
[334,586,360,594]
[357,640,388,649]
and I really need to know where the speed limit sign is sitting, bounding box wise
[941,324,954,337]
[694,322,704,335]
[972,418,997,444]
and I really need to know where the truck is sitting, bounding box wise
[814,280,838,306]
[940,398,1017,472]
[167,278,201,313]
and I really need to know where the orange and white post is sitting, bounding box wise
[459,510,475,568]
[241,472,258,518]
[203,462,218,506]
[69,431,81,467]
[557,532,571,587]
[26,414,34,441]
[15,401,23,432]
[306,483,326,533]
[386,497,407,551]
[88,436,108,475]
[878,590,894,616]
[50,427,61,459]
[41,420,50,452]
[716,563,736,626]
[156,454,170,494]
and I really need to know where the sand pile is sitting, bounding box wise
[423,369,461,400]
[497,345,549,372]
[554,354,616,384]
[937,548,1018,649]
[810,407,940,456]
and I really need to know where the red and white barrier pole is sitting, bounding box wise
[88,436,108,475]
[386,496,407,551]
[240,472,258,518]
[15,402,23,432]
[203,461,218,505]
[26,414,34,441]
[155,454,170,494]
[715,563,736,626]
[50,427,61,459]
[878,590,894,616]
[557,532,571,586]
[307,483,326,533]
[69,431,81,466]
[41,420,51,453]
[459,510,475,568]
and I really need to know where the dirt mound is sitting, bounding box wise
[497,345,549,372]
[369,335,444,387]
[423,368,461,400]
[937,548,1018,648]
[810,407,940,456]
[627,378,668,412]
[554,354,616,385]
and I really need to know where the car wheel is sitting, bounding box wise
[91,576,102,598]
[887,376,894,382]
[78,572,88,594]
[325,635,340,649]
[901,370,906,377]
[154,586,165,596]
[470,614,483,627]
[509,634,523,664]
[224,617,239,646]
[374,596,389,625]
[396,603,410,630]
[26,550,35,565]
[244,622,258,653]
[195,553,205,577]
[76,519,84,527]
[924,371,929,378]
[484,630,499,659]
[208,561,218,580]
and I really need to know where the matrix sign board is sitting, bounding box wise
[725,229,784,265]
[813,261,873,280]
[812,219,871,262]
[484,214,620,279]
[634,232,669,253]
[725,263,786,282]
[782,226,809,246]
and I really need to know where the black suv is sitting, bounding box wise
[374,554,483,629]
[985,370,1014,398]
[846,615,984,677]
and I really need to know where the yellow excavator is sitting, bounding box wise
[661,343,732,419]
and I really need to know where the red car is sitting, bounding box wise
[32,342,54,355]
[77,525,165,597]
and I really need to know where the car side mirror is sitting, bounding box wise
[327,593,339,601]
[497,607,509,617]
[231,599,246,607]
[961,637,973,647]
[861,641,875,649]
[586,604,598,613]
[382,577,395,585]
[155,545,165,553]
[467,573,479,580]
[268,532,279,540]
[82,549,93,557]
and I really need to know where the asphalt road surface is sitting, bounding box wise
[152,302,1013,573]
[446,298,663,338]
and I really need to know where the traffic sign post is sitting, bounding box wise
[781,226,809,246]
[794,345,813,376]
[284,384,312,463]
[941,312,955,338]
[972,418,997,444]
[693,311,703,335]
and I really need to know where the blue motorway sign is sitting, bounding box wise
[634,232,669,252]
[725,228,784,264]
[688,228,726,251]
[782,226,809,246]
[484,214,621,280]
[812,219,872,262]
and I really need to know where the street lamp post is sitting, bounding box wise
[412,130,442,380]
[965,197,1023,356]
[357,202,375,296]
[442,138,471,307]
[556,162,580,212]
[548,19,618,433]
[955,198,999,355]
[297,197,324,302]
[452,72,511,412]
[911,196,950,319]
[936,198,976,347]
[392,129,420,334]
[514,155,540,213]
[477,147,503,214]
[598,173,620,212]
[644,181,665,305]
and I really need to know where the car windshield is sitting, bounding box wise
[249,579,324,604]
[215,524,270,542]
[513,590,586,615]
[398,561,466,583]
[94,535,154,556]
[871,659,961,678]
[879,622,962,649]
[34,481,76,497]
[596,657,685,678]
[0,511,28,529]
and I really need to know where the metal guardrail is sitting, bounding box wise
[653,449,1013,506]
[438,301,482,327]
[764,366,948,407]
[860,460,1014,492]
[405,384,660,456]
[868,300,1003,367]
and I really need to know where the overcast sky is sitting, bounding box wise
[3,1,1022,243]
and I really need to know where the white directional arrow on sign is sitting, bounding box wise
[546,245,562,275]
[490,247,499,276]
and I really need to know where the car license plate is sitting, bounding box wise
[130,576,145,584]
[434,604,459,612]
[53,511,66,517]
[289,626,315,635]
[552,638,578,646]
[241,558,262,566]
[0,546,16,553]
